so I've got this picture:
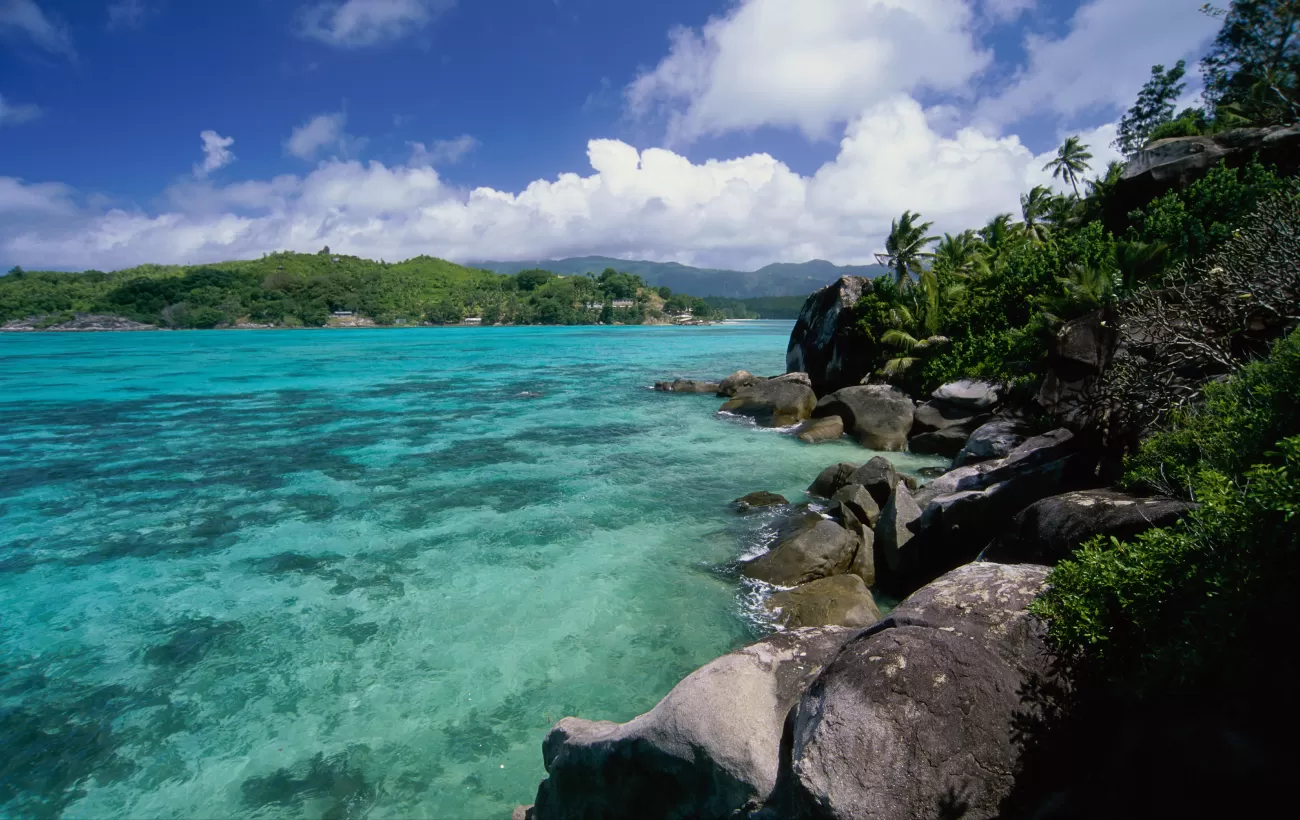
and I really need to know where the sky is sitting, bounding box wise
[0,0,1223,272]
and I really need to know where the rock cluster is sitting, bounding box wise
[0,313,157,332]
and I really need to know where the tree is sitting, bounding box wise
[933,231,984,278]
[1044,136,1095,197]
[1115,61,1189,156]
[876,210,938,289]
[7,266,24,279]
[1201,1,1300,125]
[1020,185,1056,244]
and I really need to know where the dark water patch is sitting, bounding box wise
[247,551,344,576]
[357,378,458,399]
[508,422,646,448]
[144,616,244,669]
[422,438,534,472]
[240,747,378,820]
[0,685,139,820]
[329,572,405,600]
[337,622,380,646]
[442,710,511,763]
[0,538,43,575]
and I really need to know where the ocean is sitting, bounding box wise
[0,323,940,819]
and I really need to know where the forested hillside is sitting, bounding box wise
[0,251,721,328]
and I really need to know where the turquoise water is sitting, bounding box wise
[0,324,940,819]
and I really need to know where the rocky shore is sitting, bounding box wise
[518,283,1199,820]
[0,313,157,332]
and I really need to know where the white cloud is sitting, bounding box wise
[285,112,365,160]
[627,0,990,142]
[0,0,74,58]
[980,0,1034,24]
[0,93,43,126]
[408,135,479,166]
[0,96,1128,272]
[298,0,456,48]
[982,0,1220,127]
[107,0,151,30]
[193,130,235,178]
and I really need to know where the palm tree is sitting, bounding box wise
[1019,185,1055,244]
[1043,136,1094,197]
[979,213,1018,253]
[932,230,985,278]
[877,210,938,289]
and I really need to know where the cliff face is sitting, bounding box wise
[785,276,874,395]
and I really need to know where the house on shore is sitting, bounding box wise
[611,299,635,309]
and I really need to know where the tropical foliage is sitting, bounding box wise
[0,253,721,328]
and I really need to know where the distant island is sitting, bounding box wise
[469,256,886,299]
[0,250,766,331]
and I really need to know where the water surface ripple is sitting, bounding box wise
[0,324,938,819]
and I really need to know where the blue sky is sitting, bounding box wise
[1,0,1221,271]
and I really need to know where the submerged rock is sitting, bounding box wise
[983,488,1196,565]
[778,563,1054,820]
[813,385,915,451]
[655,378,722,394]
[794,416,845,444]
[529,627,857,820]
[733,491,790,513]
[741,519,861,587]
[720,380,818,427]
[766,575,882,629]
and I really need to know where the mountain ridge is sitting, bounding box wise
[466,256,886,298]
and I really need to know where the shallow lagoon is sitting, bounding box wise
[0,323,939,819]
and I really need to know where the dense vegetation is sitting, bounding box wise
[703,295,810,320]
[0,251,721,328]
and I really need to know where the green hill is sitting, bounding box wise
[0,251,721,328]
[469,256,885,298]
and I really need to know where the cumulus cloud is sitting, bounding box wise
[408,135,479,166]
[298,0,456,47]
[0,93,43,126]
[980,0,1034,24]
[0,95,1125,272]
[0,0,75,58]
[285,112,365,160]
[193,130,235,178]
[982,0,1221,127]
[627,0,990,142]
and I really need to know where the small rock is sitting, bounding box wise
[655,378,721,393]
[830,483,881,529]
[847,456,899,507]
[720,380,817,427]
[930,379,1001,411]
[808,462,859,498]
[732,491,789,513]
[766,575,882,629]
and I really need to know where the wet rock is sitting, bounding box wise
[907,427,972,458]
[530,627,857,820]
[742,519,860,587]
[794,416,845,444]
[779,563,1054,820]
[847,457,899,508]
[718,369,765,397]
[830,483,880,529]
[733,491,790,513]
[721,381,818,428]
[983,488,1196,565]
[655,379,722,393]
[813,385,915,451]
[808,463,859,499]
[766,575,882,629]
[875,483,923,576]
[911,399,989,434]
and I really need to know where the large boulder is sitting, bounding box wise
[530,627,857,820]
[721,380,818,427]
[1111,125,1300,230]
[786,277,875,395]
[718,369,765,397]
[655,378,721,394]
[741,519,861,587]
[808,463,859,499]
[953,417,1032,467]
[983,488,1196,565]
[907,427,973,458]
[830,483,880,529]
[771,372,813,388]
[895,430,1094,584]
[847,457,898,507]
[931,380,1001,411]
[765,575,882,629]
[1037,308,1120,431]
[794,416,845,444]
[813,385,915,451]
[778,563,1055,820]
[911,399,989,434]
[875,482,922,577]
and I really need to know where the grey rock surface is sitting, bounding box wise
[721,380,818,427]
[766,575,882,629]
[813,385,915,451]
